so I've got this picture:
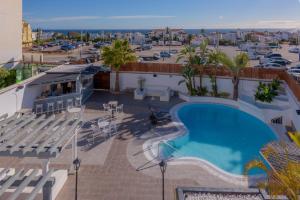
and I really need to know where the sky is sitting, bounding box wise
[23,0,300,29]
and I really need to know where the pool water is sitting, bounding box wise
[161,103,277,175]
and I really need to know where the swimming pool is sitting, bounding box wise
[160,103,277,175]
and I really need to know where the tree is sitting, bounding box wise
[176,40,210,91]
[220,52,249,100]
[207,50,224,97]
[197,39,210,89]
[244,144,300,200]
[86,32,90,42]
[288,132,300,147]
[178,65,197,96]
[187,34,194,45]
[176,45,196,65]
[101,39,137,92]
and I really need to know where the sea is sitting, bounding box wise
[42,28,297,35]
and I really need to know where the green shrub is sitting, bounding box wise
[0,68,16,89]
[197,86,208,96]
[254,81,279,103]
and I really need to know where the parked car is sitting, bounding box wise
[61,45,75,51]
[141,44,152,51]
[31,46,44,51]
[260,57,291,65]
[288,47,300,53]
[288,68,300,77]
[264,53,282,58]
[94,42,103,49]
[262,63,286,70]
[169,49,178,55]
[160,51,171,58]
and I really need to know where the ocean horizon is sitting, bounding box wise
[42,28,298,35]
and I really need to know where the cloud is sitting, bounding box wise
[106,15,176,19]
[219,16,224,20]
[256,20,300,28]
[29,16,102,23]
[27,15,176,24]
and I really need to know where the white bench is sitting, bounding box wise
[134,85,171,102]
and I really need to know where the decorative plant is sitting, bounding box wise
[270,78,281,92]
[196,86,208,96]
[255,82,276,103]
[288,132,300,147]
[255,79,281,103]
[244,144,300,200]
[102,39,137,92]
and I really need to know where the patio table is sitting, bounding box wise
[108,101,118,108]
[68,107,81,113]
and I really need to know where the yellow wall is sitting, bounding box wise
[22,20,33,48]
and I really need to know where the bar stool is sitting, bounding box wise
[75,97,81,107]
[47,102,55,114]
[35,104,43,115]
[56,100,64,112]
[67,99,73,109]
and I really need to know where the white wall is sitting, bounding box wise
[0,0,22,68]
[111,72,260,96]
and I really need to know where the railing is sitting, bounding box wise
[119,63,300,101]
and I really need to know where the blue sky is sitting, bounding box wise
[23,0,300,29]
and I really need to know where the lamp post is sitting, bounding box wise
[73,158,81,200]
[159,160,167,200]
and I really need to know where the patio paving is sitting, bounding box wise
[0,91,247,200]
[56,91,245,200]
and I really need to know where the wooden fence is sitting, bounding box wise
[120,63,300,101]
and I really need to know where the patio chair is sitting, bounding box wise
[67,99,73,109]
[75,97,81,107]
[35,104,43,115]
[103,104,110,112]
[148,106,171,125]
[109,120,118,135]
[116,104,123,114]
[98,121,111,139]
[56,100,64,112]
[47,102,55,114]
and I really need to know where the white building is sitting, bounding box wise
[0,0,22,68]
[132,32,145,45]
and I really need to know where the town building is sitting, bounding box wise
[0,0,22,68]
[22,20,33,48]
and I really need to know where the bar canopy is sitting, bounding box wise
[28,64,105,86]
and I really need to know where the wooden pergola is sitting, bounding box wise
[0,111,82,200]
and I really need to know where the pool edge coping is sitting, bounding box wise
[143,97,280,187]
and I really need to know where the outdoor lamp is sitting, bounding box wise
[73,158,81,170]
[159,160,167,200]
[159,160,167,174]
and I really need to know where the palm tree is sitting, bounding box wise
[220,52,249,100]
[207,49,224,97]
[176,40,210,91]
[176,45,196,65]
[197,39,210,89]
[102,39,137,92]
[244,144,300,200]
[288,132,300,147]
[178,65,197,96]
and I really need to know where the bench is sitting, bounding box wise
[134,85,171,102]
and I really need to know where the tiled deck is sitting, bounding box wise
[0,91,246,200]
